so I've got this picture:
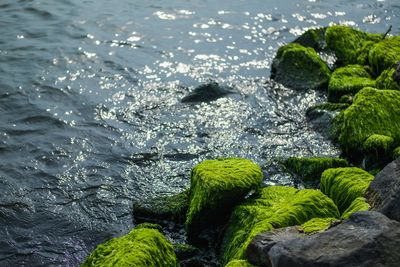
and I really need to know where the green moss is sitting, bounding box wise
[332,87,400,155]
[283,157,349,181]
[320,167,374,214]
[134,223,163,232]
[339,95,353,104]
[293,27,327,51]
[341,197,370,219]
[363,134,394,153]
[375,68,400,90]
[393,147,400,159]
[300,217,337,234]
[271,43,331,90]
[356,41,376,65]
[81,227,178,267]
[225,260,256,267]
[328,65,375,102]
[133,190,189,223]
[369,36,400,75]
[221,186,340,263]
[186,158,263,238]
[325,25,381,66]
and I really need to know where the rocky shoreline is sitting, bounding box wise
[81,25,400,267]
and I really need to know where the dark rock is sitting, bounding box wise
[366,158,400,222]
[306,103,348,136]
[293,27,327,52]
[246,227,304,267]
[393,62,400,84]
[181,82,235,103]
[248,211,400,267]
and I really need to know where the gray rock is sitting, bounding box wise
[366,158,400,222]
[181,82,235,103]
[246,227,304,267]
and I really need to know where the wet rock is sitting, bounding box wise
[325,25,382,66]
[366,158,400,222]
[265,211,400,267]
[246,226,304,266]
[293,27,327,51]
[133,190,189,224]
[81,225,178,266]
[221,186,339,264]
[271,43,331,90]
[181,82,235,103]
[306,103,349,135]
[185,158,263,243]
[375,67,400,90]
[369,36,400,75]
[327,65,375,102]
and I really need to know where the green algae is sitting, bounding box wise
[328,65,375,102]
[393,147,400,159]
[369,36,400,75]
[133,189,189,223]
[221,186,340,263]
[376,68,400,90]
[339,95,353,104]
[283,157,349,181]
[363,134,394,154]
[271,43,331,90]
[186,158,263,238]
[333,87,400,156]
[81,227,178,267]
[320,167,374,214]
[300,217,338,234]
[134,223,164,232]
[293,27,327,51]
[225,260,256,267]
[341,197,370,220]
[356,41,376,65]
[325,25,382,66]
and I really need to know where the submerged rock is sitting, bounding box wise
[327,65,375,102]
[81,225,178,267]
[261,211,400,267]
[320,167,374,214]
[181,82,235,103]
[293,27,327,51]
[306,103,349,134]
[332,87,400,159]
[221,186,339,264]
[185,158,263,241]
[271,43,331,90]
[282,157,348,182]
[366,158,400,222]
[133,190,189,223]
[369,36,400,75]
[325,25,382,66]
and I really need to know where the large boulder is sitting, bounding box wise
[185,158,263,240]
[247,211,400,267]
[325,25,382,66]
[327,65,375,102]
[221,186,339,264]
[369,36,400,75]
[271,43,331,90]
[332,87,400,158]
[320,167,374,214]
[366,158,400,222]
[81,224,178,267]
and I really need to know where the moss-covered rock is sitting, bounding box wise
[339,95,353,104]
[293,27,327,51]
[225,260,256,267]
[363,134,394,154]
[328,65,375,102]
[356,41,376,65]
[221,186,340,263]
[134,223,164,232]
[186,158,263,239]
[369,36,400,75]
[341,197,370,219]
[393,147,400,159]
[271,43,331,90]
[283,157,349,181]
[81,227,178,267]
[332,87,400,157]
[133,190,189,223]
[300,217,338,234]
[320,167,374,214]
[325,25,381,66]
[375,68,400,90]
